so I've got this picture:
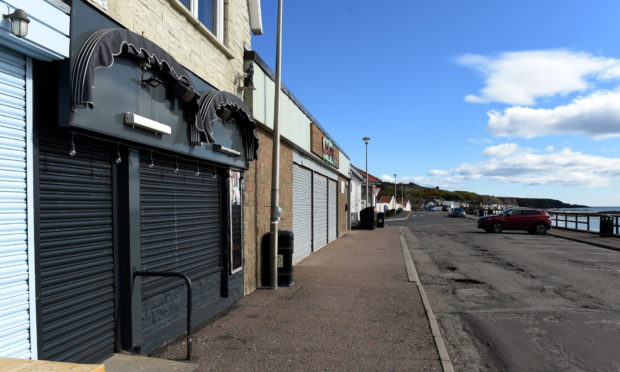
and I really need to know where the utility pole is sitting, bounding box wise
[268,0,284,290]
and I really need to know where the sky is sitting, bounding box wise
[250,0,620,207]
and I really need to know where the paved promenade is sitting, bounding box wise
[153,226,443,371]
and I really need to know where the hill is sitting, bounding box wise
[384,182,587,209]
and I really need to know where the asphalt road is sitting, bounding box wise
[390,211,620,372]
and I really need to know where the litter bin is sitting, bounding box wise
[600,216,614,237]
[261,230,295,287]
[478,208,484,217]
[377,212,385,228]
[360,207,376,230]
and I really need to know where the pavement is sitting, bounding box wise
[152,226,445,371]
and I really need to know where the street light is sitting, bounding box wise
[394,173,397,211]
[269,0,284,290]
[362,137,370,208]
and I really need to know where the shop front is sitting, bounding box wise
[35,2,257,362]
[0,0,69,360]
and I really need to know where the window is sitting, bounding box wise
[230,170,243,273]
[180,0,224,40]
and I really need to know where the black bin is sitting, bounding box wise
[478,208,484,217]
[360,207,376,230]
[600,216,614,237]
[261,230,295,287]
[377,212,385,228]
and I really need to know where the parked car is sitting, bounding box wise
[428,206,436,211]
[448,207,466,218]
[477,208,551,234]
[441,206,449,211]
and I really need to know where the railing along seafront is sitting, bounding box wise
[547,211,620,235]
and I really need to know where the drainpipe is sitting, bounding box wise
[269,0,284,289]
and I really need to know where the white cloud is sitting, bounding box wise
[467,137,493,144]
[546,145,555,152]
[487,90,620,138]
[379,174,400,182]
[482,143,520,157]
[428,169,450,176]
[458,50,620,105]
[442,147,620,187]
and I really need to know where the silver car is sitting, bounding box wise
[448,207,466,218]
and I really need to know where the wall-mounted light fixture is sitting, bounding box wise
[213,144,241,157]
[3,9,30,38]
[124,112,171,135]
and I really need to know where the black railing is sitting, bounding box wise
[133,271,193,360]
[548,212,620,235]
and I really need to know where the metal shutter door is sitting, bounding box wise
[0,48,30,358]
[292,164,312,262]
[139,152,220,339]
[328,179,337,242]
[38,130,116,363]
[312,173,327,250]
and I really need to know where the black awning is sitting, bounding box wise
[71,28,198,109]
[193,90,259,160]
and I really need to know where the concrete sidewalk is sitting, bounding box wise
[153,227,443,371]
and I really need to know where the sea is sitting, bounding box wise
[546,207,620,233]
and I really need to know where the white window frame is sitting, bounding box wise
[186,0,224,41]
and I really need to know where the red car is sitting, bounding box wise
[477,208,552,234]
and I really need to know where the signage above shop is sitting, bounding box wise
[63,18,259,169]
[323,137,334,165]
[310,123,339,169]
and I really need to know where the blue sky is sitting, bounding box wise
[251,1,620,206]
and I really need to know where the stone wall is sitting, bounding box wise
[243,127,293,294]
[98,0,250,92]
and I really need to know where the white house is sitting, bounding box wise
[350,166,364,227]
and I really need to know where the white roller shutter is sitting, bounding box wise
[0,47,31,359]
[312,173,327,250]
[293,164,312,262]
[328,179,337,242]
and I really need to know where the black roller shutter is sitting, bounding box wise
[38,129,116,363]
[139,151,221,340]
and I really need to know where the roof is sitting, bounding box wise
[379,195,394,203]
[351,165,382,183]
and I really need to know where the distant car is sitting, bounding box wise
[441,206,449,211]
[428,206,436,211]
[448,207,466,218]
[477,208,551,234]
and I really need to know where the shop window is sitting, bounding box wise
[230,170,243,273]
[180,0,224,41]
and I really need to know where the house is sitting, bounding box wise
[377,195,396,212]
[352,165,382,209]
[350,166,365,227]
[399,200,412,211]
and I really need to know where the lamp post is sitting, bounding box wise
[268,0,284,290]
[362,137,370,208]
[394,173,397,211]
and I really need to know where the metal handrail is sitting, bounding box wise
[133,271,193,360]
[548,212,620,235]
